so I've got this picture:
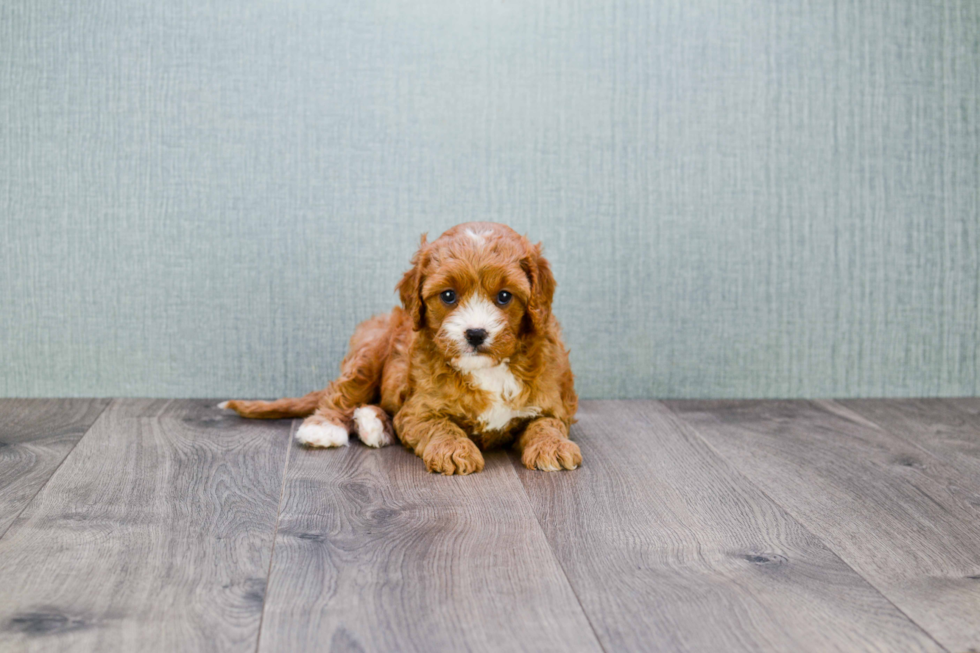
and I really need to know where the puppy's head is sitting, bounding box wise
[396,222,556,370]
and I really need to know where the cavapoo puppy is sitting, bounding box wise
[220,222,580,475]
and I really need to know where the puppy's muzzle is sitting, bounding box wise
[465,328,488,348]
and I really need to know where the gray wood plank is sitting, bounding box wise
[838,398,980,489]
[0,398,110,538]
[943,397,980,419]
[0,399,292,653]
[258,442,602,653]
[513,400,942,653]
[666,399,980,653]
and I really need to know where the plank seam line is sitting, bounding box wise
[0,398,113,544]
[658,400,953,653]
[254,418,297,653]
[507,451,610,653]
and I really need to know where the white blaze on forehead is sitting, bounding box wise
[465,228,493,246]
[441,294,506,350]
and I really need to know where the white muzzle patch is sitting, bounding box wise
[442,295,505,361]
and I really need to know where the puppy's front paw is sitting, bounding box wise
[522,437,582,471]
[423,438,485,475]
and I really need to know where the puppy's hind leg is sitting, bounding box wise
[295,313,394,449]
[295,410,351,448]
[352,405,396,448]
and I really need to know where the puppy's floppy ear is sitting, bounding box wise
[396,234,429,331]
[521,241,556,333]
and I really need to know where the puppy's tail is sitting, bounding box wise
[218,389,322,419]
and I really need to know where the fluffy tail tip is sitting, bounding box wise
[217,401,230,410]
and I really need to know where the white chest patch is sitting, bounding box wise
[462,359,541,432]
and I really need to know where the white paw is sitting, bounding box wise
[295,421,349,448]
[217,401,230,410]
[353,407,394,448]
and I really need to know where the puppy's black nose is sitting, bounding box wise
[465,328,488,347]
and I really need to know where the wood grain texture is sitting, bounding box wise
[0,399,292,652]
[666,399,980,653]
[3,397,979,652]
[0,399,109,538]
[943,397,980,419]
[839,398,980,486]
[258,444,601,653]
[513,400,942,652]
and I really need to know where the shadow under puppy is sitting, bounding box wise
[221,222,580,475]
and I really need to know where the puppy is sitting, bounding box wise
[220,222,580,475]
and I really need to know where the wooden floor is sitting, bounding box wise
[1,399,979,652]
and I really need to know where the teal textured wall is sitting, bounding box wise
[1,0,978,399]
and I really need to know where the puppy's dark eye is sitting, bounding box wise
[440,290,457,305]
[496,290,512,306]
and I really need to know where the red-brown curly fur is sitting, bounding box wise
[222,222,580,475]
